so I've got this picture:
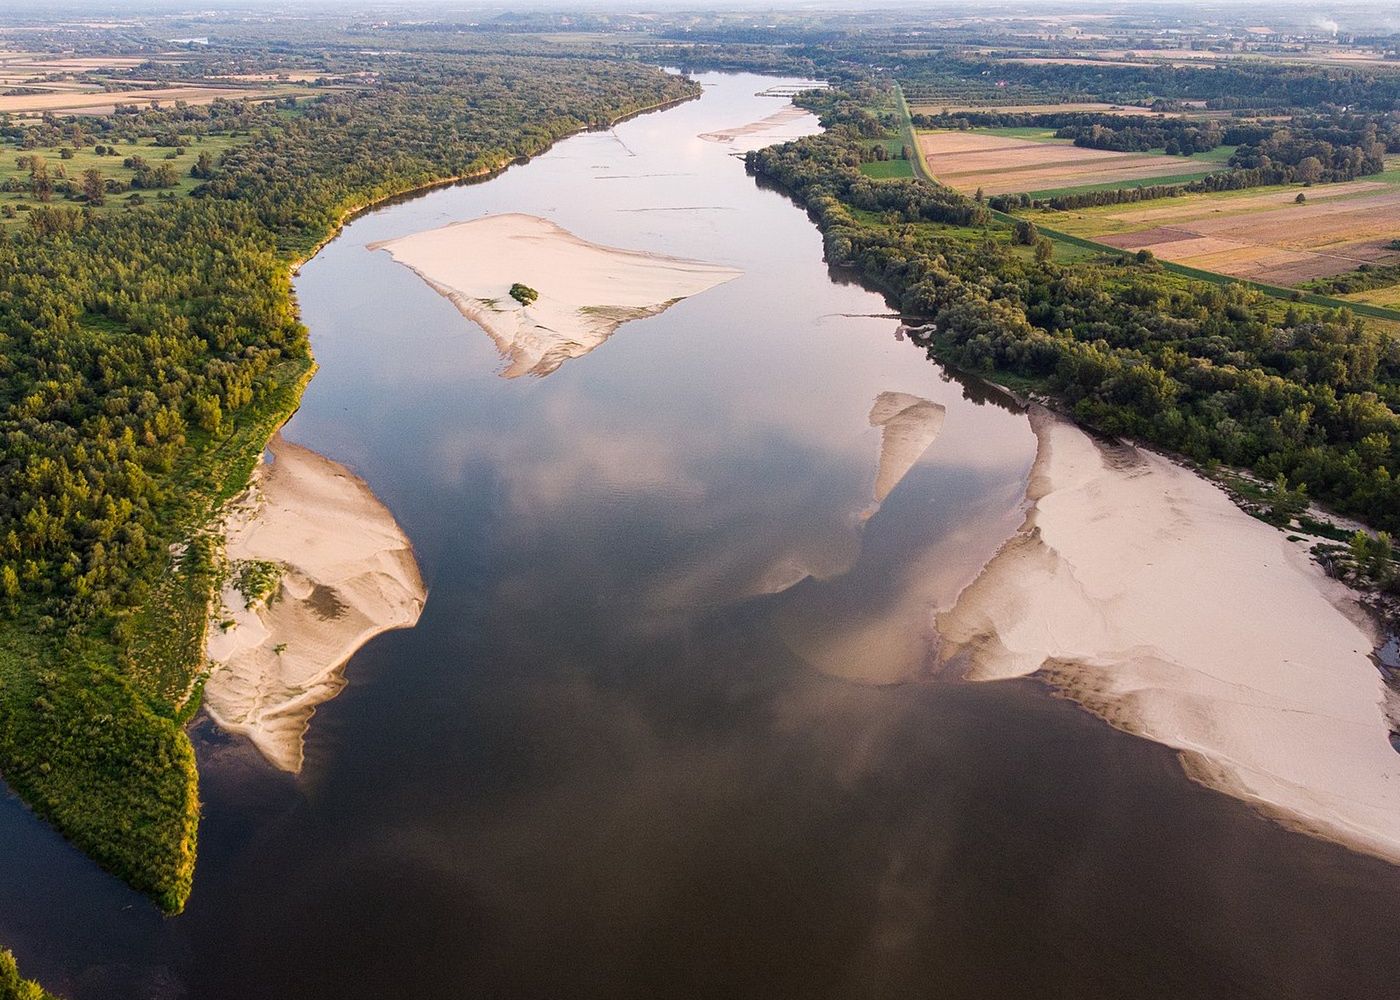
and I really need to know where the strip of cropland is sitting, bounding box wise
[916,128,1223,196]
[1021,170,1400,290]
[891,90,1400,323]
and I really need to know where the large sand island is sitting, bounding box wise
[204,435,426,772]
[935,408,1400,861]
[369,213,740,378]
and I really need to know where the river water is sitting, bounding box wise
[3,72,1399,1000]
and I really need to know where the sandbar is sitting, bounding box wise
[369,213,740,378]
[936,407,1400,861]
[204,435,426,772]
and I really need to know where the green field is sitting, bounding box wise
[1025,169,1225,199]
[1193,144,1238,163]
[976,126,1060,141]
[0,133,244,221]
[860,158,915,179]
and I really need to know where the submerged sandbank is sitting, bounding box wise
[869,391,946,508]
[204,435,426,772]
[936,407,1400,861]
[369,213,739,378]
[770,391,1028,685]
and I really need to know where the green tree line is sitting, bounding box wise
[0,950,59,1000]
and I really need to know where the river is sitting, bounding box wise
[2,71,1399,1000]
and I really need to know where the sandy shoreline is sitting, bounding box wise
[370,213,740,378]
[203,435,426,772]
[935,407,1400,862]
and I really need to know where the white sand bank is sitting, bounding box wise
[698,104,817,151]
[204,435,426,772]
[936,407,1400,860]
[370,214,739,378]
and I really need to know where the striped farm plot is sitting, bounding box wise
[1042,181,1400,287]
[916,129,1221,196]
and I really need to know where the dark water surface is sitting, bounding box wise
[4,73,1400,1000]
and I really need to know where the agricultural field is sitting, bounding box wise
[909,100,1215,118]
[1027,173,1400,287]
[916,128,1222,196]
[860,158,914,179]
[1345,285,1400,309]
[0,50,313,116]
[1094,46,1400,69]
[0,85,297,115]
[1001,56,1218,69]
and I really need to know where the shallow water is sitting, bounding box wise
[3,72,1399,1000]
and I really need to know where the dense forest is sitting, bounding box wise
[900,57,1400,112]
[0,50,698,913]
[749,84,1400,543]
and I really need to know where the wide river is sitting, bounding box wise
[4,72,1400,1000]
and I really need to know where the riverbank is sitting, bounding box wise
[936,406,1400,862]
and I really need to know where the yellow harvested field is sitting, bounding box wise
[0,56,149,72]
[913,101,1130,115]
[909,101,1200,119]
[918,130,1215,196]
[1079,181,1390,232]
[0,85,289,115]
[1004,57,1214,69]
[1062,186,1400,286]
[1346,286,1400,309]
[949,158,1213,195]
[219,71,326,83]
